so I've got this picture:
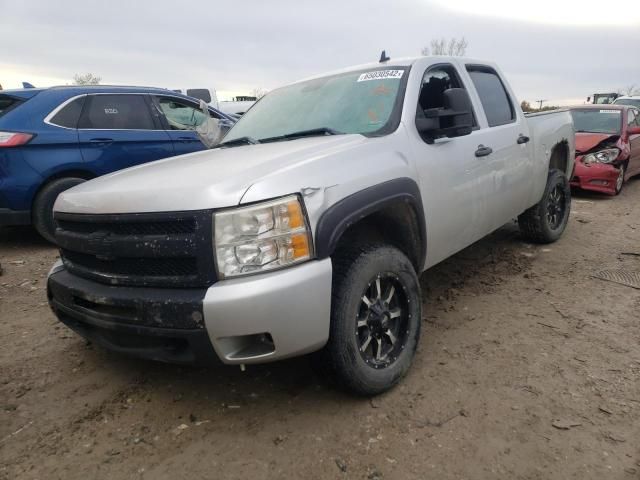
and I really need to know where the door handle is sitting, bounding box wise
[89,138,113,145]
[177,136,197,141]
[517,135,530,145]
[475,145,493,157]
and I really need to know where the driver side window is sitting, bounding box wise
[157,97,207,130]
[416,65,476,127]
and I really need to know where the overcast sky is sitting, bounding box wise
[1,0,639,104]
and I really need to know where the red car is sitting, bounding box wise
[570,105,640,195]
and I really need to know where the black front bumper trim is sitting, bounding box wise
[48,268,219,365]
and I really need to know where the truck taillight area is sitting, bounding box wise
[0,131,33,147]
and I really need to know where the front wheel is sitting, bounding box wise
[321,245,422,396]
[614,163,626,195]
[33,177,86,243]
[518,168,571,244]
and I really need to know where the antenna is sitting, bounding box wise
[379,50,390,63]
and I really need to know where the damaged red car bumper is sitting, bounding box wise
[570,156,621,195]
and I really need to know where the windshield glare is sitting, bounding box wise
[223,68,407,143]
[613,98,640,108]
[571,109,621,135]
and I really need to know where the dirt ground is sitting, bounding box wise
[1,181,639,480]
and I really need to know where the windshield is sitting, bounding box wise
[571,109,621,134]
[613,98,640,108]
[223,67,408,143]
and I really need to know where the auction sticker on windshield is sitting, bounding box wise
[357,70,404,82]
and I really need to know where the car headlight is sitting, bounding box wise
[582,148,620,165]
[214,195,313,278]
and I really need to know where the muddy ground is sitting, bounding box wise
[1,181,639,480]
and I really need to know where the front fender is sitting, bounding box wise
[314,177,426,266]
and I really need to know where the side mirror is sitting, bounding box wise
[629,126,640,136]
[416,88,473,142]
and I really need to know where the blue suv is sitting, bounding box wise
[0,86,234,242]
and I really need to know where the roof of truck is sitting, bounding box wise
[294,56,493,84]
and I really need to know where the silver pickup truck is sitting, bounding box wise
[48,56,575,395]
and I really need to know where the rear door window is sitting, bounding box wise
[49,96,86,128]
[466,66,515,127]
[78,94,155,130]
[0,95,24,118]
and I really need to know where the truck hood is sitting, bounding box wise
[575,132,619,154]
[55,134,366,214]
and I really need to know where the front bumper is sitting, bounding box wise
[47,259,332,365]
[570,159,621,195]
[0,208,30,227]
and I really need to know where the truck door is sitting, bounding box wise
[409,63,501,266]
[464,65,533,228]
[77,94,175,175]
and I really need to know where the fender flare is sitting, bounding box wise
[314,177,426,266]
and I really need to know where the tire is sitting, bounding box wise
[518,168,571,244]
[320,244,422,396]
[32,177,86,243]
[614,163,626,195]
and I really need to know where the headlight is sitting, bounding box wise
[214,195,313,278]
[582,148,620,165]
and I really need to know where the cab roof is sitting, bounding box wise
[294,55,494,84]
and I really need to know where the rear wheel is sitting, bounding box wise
[321,245,421,396]
[518,169,571,244]
[33,177,86,243]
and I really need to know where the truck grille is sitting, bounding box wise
[54,210,216,288]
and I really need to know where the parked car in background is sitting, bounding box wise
[174,88,257,116]
[590,92,619,105]
[613,96,640,108]
[570,105,640,195]
[172,87,219,107]
[219,96,257,116]
[0,85,234,242]
[48,56,574,395]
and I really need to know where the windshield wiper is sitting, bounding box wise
[217,136,259,148]
[260,127,343,143]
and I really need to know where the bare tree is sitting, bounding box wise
[520,100,533,113]
[73,73,101,85]
[422,37,468,56]
[623,84,638,96]
[250,87,268,99]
